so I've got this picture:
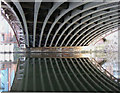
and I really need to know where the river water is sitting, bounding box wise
[0,52,119,92]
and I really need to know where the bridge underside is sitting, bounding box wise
[1,1,120,49]
[1,1,120,92]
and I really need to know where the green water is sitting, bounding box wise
[0,53,119,92]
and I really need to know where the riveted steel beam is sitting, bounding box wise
[44,2,86,47]
[38,2,65,47]
[83,24,118,46]
[33,1,41,47]
[60,4,118,47]
[11,0,29,47]
[67,14,119,46]
[51,2,109,47]
[76,18,119,46]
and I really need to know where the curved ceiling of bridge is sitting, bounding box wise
[1,1,119,47]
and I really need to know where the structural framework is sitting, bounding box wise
[1,0,120,48]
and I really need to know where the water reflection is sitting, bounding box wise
[0,53,18,92]
[94,52,120,79]
[0,53,120,92]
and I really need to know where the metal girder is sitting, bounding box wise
[58,4,118,47]
[11,0,29,47]
[3,1,120,48]
[70,14,119,46]
[84,24,118,46]
[79,20,119,46]
[27,20,62,24]
[38,2,64,47]
[1,1,25,47]
[88,27,118,46]
[33,1,41,47]
[66,14,119,47]
[43,2,86,47]
[50,2,110,47]
[86,25,118,46]
[57,4,118,47]
[76,18,119,46]
[83,24,118,46]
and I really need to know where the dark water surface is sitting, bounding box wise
[0,53,119,92]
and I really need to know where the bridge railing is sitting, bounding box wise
[90,58,120,85]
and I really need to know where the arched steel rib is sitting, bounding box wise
[66,13,118,46]
[44,2,86,47]
[51,2,110,47]
[88,29,118,45]
[38,2,65,47]
[49,2,101,46]
[68,15,119,46]
[1,12,20,47]
[72,14,119,46]
[80,22,118,46]
[11,0,29,47]
[1,1,24,47]
[33,1,41,47]
[83,24,118,46]
[49,9,81,47]
[75,12,119,46]
[77,17,119,46]
[62,5,118,46]
[83,26,118,46]
[59,4,118,47]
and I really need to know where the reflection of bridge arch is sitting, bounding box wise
[1,1,119,48]
[11,56,120,91]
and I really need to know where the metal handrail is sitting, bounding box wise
[90,58,120,84]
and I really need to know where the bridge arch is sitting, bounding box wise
[1,0,119,49]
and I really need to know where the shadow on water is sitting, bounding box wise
[0,53,120,92]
